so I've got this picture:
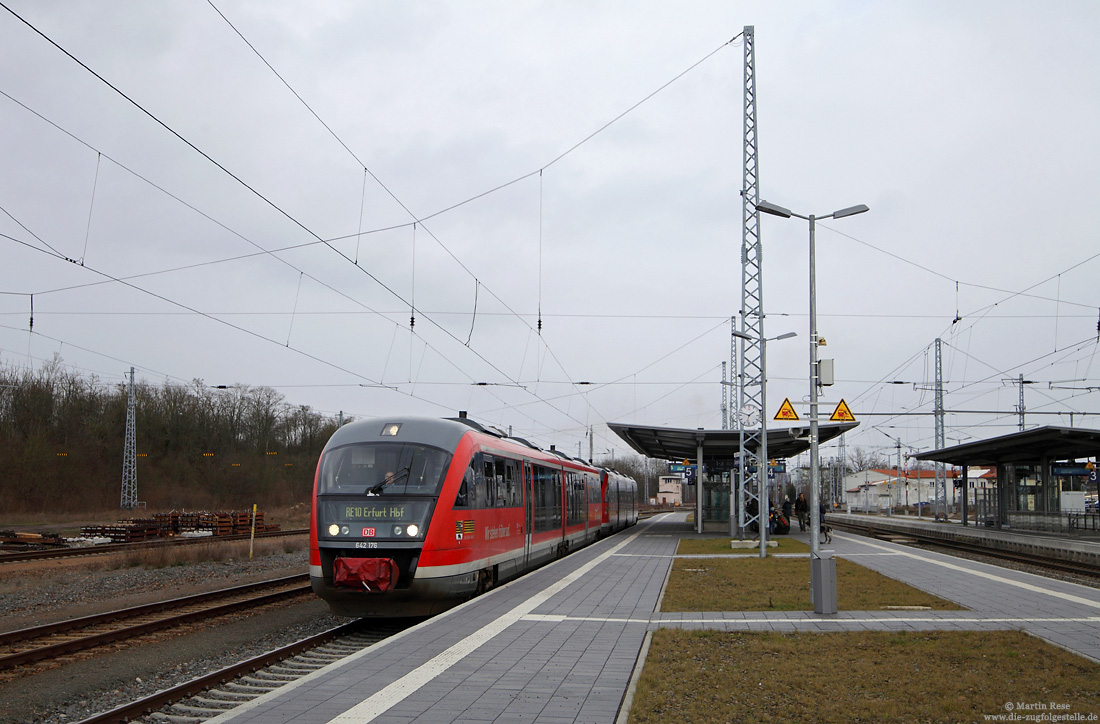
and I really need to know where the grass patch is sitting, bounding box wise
[630,629,1100,723]
[677,537,810,555]
[663,556,960,611]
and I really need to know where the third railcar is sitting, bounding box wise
[309,415,638,617]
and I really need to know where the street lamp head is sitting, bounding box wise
[831,204,869,219]
[733,330,798,342]
[755,200,793,218]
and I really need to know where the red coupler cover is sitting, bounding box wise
[333,557,399,592]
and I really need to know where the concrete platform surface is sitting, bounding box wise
[828,511,1100,564]
[209,512,1100,723]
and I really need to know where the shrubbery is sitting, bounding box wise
[0,356,342,513]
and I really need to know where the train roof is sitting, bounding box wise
[322,415,594,469]
[323,416,480,453]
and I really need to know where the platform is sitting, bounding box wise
[827,511,1100,566]
[210,512,1100,724]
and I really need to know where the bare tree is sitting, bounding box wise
[847,446,889,472]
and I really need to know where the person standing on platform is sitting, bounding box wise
[795,492,809,531]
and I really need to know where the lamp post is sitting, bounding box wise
[757,198,868,613]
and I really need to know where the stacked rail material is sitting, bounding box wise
[79,522,158,543]
[254,511,279,533]
[0,530,66,550]
[233,510,263,533]
[120,519,163,540]
[153,511,179,535]
[170,510,279,535]
[76,509,280,542]
[177,511,220,535]
[213,512,234,536]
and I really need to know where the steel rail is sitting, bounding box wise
[0,574,311,670]
[71,621,364,724]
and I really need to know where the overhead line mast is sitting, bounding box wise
[934,338,947,520]
[121,366,137,510]
[736,25,768,557]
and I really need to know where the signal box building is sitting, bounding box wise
[656,475,684,506]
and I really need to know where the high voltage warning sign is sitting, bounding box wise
[830,399,856,422]
[774,398,800,421]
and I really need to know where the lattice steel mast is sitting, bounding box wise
[934,338,947,519]
[1017,373,1026,431]
[736,25,768,557]
[837,432,847,505]
[721,360,729,430]
[121,366,137,510]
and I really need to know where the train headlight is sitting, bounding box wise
[393,525,404,537]
[327,524,340,537]
[407,524,420,537]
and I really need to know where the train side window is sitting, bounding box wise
[494,459,506,508]
[484,453,497,503]
[504,458,519,507]
[566,472,584,526]
[455,461,474,508]
[464,451,485,509]
[483,455,505,508]
[532,465,562,532]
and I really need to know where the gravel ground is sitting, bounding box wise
[0,544,352,724]
[1,545,315,625]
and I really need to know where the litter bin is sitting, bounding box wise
[810,550,837,615]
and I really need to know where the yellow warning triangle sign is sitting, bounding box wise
[830,398,856,422]
[774,398,800,421]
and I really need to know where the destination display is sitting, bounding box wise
[319,499,434,540]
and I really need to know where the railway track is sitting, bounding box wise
[74,620,410,724]
[0,528,309,564]
[0,573,312,675]
[829,518,1100,579]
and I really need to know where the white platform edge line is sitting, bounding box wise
[838,534,1100,610]
[206,515,670,724]
[325,523,652,723]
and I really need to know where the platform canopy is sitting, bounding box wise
[913,425,1100,466]
[608,421,858,462]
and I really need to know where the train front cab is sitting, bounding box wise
[310,419,476,617]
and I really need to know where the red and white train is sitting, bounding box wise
[309,414,639,617]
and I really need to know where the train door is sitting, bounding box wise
[600,471,609,525]
[523,461,533,566]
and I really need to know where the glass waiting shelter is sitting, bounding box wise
[914,426,1100,531]
[609,420,858,533]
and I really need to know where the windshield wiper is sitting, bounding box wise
[367,467,410,496]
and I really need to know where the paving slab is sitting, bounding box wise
[210,511,1100,723]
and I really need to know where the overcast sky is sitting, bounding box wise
[2,1,1098,466]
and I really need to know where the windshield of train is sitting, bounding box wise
[319,442,451,497]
